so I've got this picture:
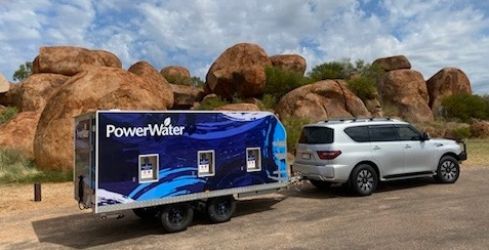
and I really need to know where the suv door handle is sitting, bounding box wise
[405,144,412,149]
[373,145,381,150]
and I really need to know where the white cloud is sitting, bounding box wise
[0,0,488,93]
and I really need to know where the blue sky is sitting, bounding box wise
[1,0,488,93]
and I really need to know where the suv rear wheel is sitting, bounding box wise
[435,155,460,183]
[349,164,378,196]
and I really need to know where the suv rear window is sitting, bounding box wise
[344,126,369,142]
[299,127,334,144]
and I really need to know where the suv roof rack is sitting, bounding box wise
[323,117,394,123]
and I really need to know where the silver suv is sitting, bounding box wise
[293,118,467,196]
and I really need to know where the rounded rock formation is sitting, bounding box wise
[8,74,70,112]
[214,103,260,111]
[128,61,174,108]
[169,84,204,109]
[276,80,370,122]
[470,121,489,138]
[269,54,307,75]
[205,43,272,99]
[372,55,411,72]
[34,67,171,170]
[379,69,433,122]
[33,46,122,76]
[0,112,40,159]
[0,73,9,93]
[426,67,472,114]
[161,66,191,80]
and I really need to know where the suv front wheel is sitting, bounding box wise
[435,155,460,184]
[350,164,378,196]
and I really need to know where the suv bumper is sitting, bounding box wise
[292,162,350,183]
[458,141,468,161]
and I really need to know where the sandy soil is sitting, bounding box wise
[0,183,75,215]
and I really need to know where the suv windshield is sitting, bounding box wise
[299,127,334,144]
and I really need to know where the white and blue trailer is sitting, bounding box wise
[74,110,288,232]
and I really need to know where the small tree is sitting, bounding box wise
[309,61,351,81]
[13,62,32,82]
[441,94,489,122]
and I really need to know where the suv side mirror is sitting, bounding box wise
[420,132,430,141]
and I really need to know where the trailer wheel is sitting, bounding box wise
[159,204,194,233]
[133,207,158,220]
[207,196,236,223]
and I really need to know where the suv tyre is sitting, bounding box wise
[435,155,460,184]
[350,164,378,196]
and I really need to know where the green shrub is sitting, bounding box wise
[282,118,311,153]
[264,66,312,101]
[347,76,377,100]
[259,94,278,111]
[450,127,472,139]
[0,149,71,184]
[309,61,350,81]
[441,94,489,122]
[0,106,18,124]
[196,96,230,110]
[162,73,205,87]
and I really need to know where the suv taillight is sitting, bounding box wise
[317,150,341,160]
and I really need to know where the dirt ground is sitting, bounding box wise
[1,166,489,249]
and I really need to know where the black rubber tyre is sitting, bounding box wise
[349,164,378,196]
[206,196,236,223]
[133,207,159,220]
[435,155,460,184]
[159,204,194,233]
[309,179,331,190]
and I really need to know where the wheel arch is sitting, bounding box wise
[440,152,460,162]
[352,161,380,180]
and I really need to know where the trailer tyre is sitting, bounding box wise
[160,204,194,233]
[207,196,236,223]
[133,207,158,220]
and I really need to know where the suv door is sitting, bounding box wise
[397,125,435,173]
[368,125,405,178]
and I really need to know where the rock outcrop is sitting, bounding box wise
[426,67,472,114]
[276,80,370,122]
[214,103,260,111]
[269,54,306,75]
[34,67,171,171]
[205,43,272,99]
[161,66,191,80]
[128,61,174,108]
[470,121,489,138]
[373,55,411,72]
[170,84,204,109]
[379,69,433,122]
[32,46,121,76]
[7,74,69,112]
[0,73,8,93]
[364,98,384,117]
[0,112,40,158]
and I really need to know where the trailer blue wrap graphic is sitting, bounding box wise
[95,112,287,208]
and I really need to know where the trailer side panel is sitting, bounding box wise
[95,111,287,212]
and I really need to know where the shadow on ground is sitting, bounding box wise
[32,198,283,249]
[287,176,435,199]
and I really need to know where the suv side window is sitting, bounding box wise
[397,125,421,141]
[344,126,369,142]
[369,125,399,142]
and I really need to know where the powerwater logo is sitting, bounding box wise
[106,117,185,138]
